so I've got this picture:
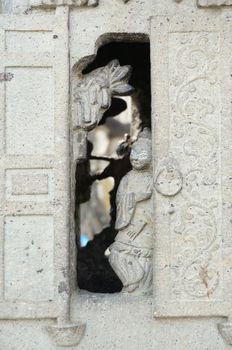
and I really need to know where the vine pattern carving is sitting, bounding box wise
[169,32,222,300]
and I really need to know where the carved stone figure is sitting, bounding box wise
[74,60,134,131]
[108,128,153,295]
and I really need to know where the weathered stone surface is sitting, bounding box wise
[46,323,86,347]
[6,67,54,155]
[30,0,98,7]
[0,8,71,322]
[0,0,232,349]
[4,216,54,301]
[71,293,231,350]
[197,0,232,6]
[6,169,52,199]
[30,0,130,8]
[0,320,55,350]
[151,14,232,318]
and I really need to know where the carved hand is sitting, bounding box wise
[127,222,147,240]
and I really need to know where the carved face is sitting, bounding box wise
[130,140,152,170]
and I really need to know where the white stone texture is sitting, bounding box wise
[71,294,231,350]
[0,8,71,322]
[151,14,232,317]
[4,215,54,301]
[0,320,55,350]
[198,0,232,6]
[31,0,98,6]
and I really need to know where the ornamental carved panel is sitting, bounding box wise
[168,32,222,301]
[151,15,232,318]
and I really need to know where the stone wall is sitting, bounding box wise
[0,0,232,349]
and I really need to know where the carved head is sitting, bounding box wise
[74,59,134,131]
[130,128,152,170]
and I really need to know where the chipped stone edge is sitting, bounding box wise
[30,0,99,8]
[46,323,86,347]
[218,321,232,346]
[196,0,232,7]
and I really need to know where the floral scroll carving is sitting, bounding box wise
[168,32,222,300]
[73,60,134,131]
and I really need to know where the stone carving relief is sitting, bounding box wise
[73,60,134,131]
[155,158,183,197]
[108,128,153,295]
[168,32,222,300]
[30,0,130,7]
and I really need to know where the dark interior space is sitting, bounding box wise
[76,40,151,293]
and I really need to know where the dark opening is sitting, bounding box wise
[76,40,151,293]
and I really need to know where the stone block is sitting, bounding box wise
[4,215,54,301]
[5,169,54,201]
[5,67,54,155]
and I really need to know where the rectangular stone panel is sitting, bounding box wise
[5,31,53,53]
[11,174,48,195]
[5,67,54,155]
[168,31,222,302]
[4,215,54,301]
[151,15,232,317]
[5,169,53,201]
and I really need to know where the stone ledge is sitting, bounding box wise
[30,0,98,7]
[30,0,130,7]
[197,0,232,6]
